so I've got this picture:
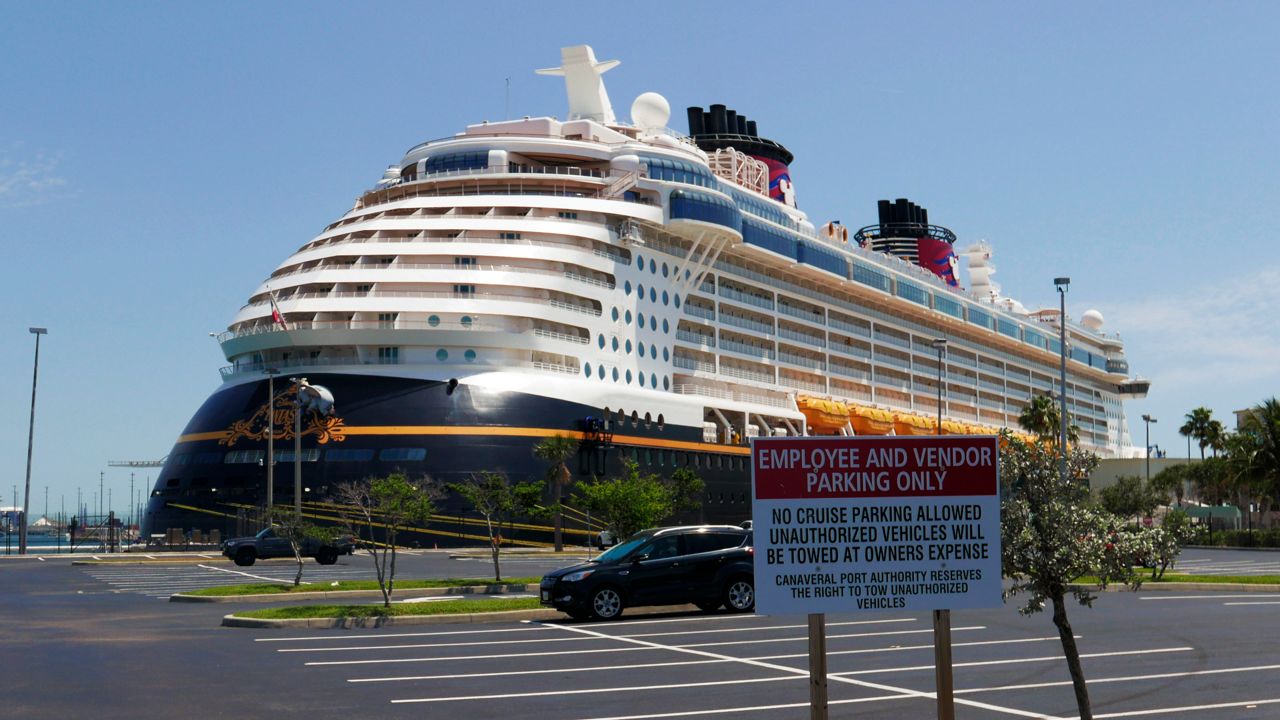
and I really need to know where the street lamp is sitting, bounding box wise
[20,327,47,554]
[264,368,280,516]
[931,339,947,435]
[1054,278,1070,483]
[1142,414,1157,486]
[291,377,304,519]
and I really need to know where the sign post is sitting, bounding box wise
[752,435,1000,718]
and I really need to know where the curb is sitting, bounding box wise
[173,583,531,603]
[221,603,706,629]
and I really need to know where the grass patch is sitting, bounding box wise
[187,577,538,597]
[237,597,543,620]
[1073,573,1280,585]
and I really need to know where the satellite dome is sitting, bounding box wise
[631,92,670,130]
[1081,309,1104,330]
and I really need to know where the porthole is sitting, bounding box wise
[625,310,633,325]
[464,349,477,362]
[650,287,657,302]
[657,413,665,429]
[636,254,644,269]
[428,315,440,327]
[662,347,670,361]
[631,410,639,426]
[598,334,606,349]
[616,408,626,423]
[598,365,606,379]
[674,295,681,308]
[638,312,645,328]
[613,368,620,382]
[649,258,657,273]
[625,369,633,384]
[637,373,645,387]
[612,337,619,351]
[611,307,619,322]
[685,269,691,280]
[663,376,670,390]
[624,280,632,295]
[637,283,645,301]
[460,315,473,327]
[625,339,632,354]
[662,319,670,333]
[584,362,592,376]
[651,372,658,387]
[662,290,669,305]
[650,316,657,331]
[638,343,646,358]
[651,343,658,357]
[644,412,652,428]
[662,263,669,277]
[436,348,449,362]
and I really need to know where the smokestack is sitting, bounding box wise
[709,104,727,133]
[746,120,758,136]
[686,107,705,136]
[725,109,738,135]
[736,115,748,135]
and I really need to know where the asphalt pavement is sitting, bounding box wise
[2,547,1279,719]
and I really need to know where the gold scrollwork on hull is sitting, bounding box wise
[220,382,347,448]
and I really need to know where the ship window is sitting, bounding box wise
[377,347,400,364]
[637,373,645,387]
[650,316,657,331]
[625,340,632,354]
[637,312,645,328]
[356,284,372,293]
[617,408,626,423]
[424,150,489,173]
[674,295,681,308]
[693,454,701,468]
[612,307,619,322]
[650,258,657,274]
[651,373,658,387]
[275,449,319,462]
[598,334,606,348]
[584,362,592,376]
[662,291,669,306]
[558,211,579,220]
[170,453,190,466]
[461,315,473,327]
[499,232,521,240]
[644,449,652,465]
[625,310,632,325]
[612,368,620,382]
[598,365,605,379]
[631,410,639,426]
[650,287,657,303]
[637,344,645,358]
[465,349,477,362]
[453,284,476,296]
[625,369,633,384]
[636,254,644,269]
[852,263,891,293]
[428,315,441,328]
[658,413,665,429]
[644,412,652,428]
[377,313,397,328]
[663,376,670,390]
[379,448,427,461]
[327,448,375,462]
[663,347,670,361]
[662,263,669,278]
[224,450,264,464]
[436,348,449,362]
[624,280,632,296]
[454,256,476,266]
[612,337,619,351]
[637,284,645,300]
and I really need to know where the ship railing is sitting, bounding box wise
[240,290,601,316]
[675,330,716,348]
[219,322,588,346]
[673,355,716,373]
[718,364,775,385]
[526,361,580,375]
[672,383,791,410]
[777,351,825,371]
[778,326,825,348]
[719,338,775,361]
[219,356,581,379]
[532,328,589,344]
[829,343,871,361]
[268,262,614,289]
[717,285,775,311]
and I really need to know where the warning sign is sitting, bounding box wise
[752,435,1001,615]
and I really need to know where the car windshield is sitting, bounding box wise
[255,528,275,539]
[595,536,648,563]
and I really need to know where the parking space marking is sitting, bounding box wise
[1139,594,1280,601]
[676,625,985,649]
[306,645,662,666]
[1092,697,1280,718]
[280,635,613,653]
[390,675,801,704]
[81,562,373,598]
[196,563,314,584]
[1222,600,1280,606]
[619,617,914,639]
[572,694,926,720]
[955,661,1280,695]
[256,625,558,643]
[830,646,1193,677]
[750,634,1068,662]
[537,621,1068,719]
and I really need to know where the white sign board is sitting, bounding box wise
[752,435,1001,615]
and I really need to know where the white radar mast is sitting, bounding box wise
[536,45,620,124]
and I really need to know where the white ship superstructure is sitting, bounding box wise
[145,45,1149,540]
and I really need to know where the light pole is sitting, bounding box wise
[20,327,47,555]
[1142,414,1157,486]
[292,377,304,519]
[932,339,947,434]
[1054,277,1070,483]
[265,368,280,517]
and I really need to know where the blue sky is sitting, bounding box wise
[2,2,1277,516]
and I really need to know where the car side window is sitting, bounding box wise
[641,535,681,560]
[686,532,742,554]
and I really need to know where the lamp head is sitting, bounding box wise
[931,338,948,349]
[1054,277,1070,289]
[29,327,47,335]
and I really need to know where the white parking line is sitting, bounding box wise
[830,647,1192,677]
[280,635,607,653]
[620,617,913,639]
[307,645,660,667]
[1091,697,1280,718]
[196,563,309,584]
[1223,601,1280,606]
[390,675,801,704]
[534,621,1067,720]
[676,625,985,649]
[750,635,1069,662]
[571,694,925,720]
[256,625,558,643]
[1139,594,1280,601]
[956,662,1280,695]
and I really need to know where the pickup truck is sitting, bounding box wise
[221,527,356,566]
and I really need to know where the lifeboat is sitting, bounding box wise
[892,412,937,436]
[941,420,969,435]
[797,396,850,434]
[849,405,894,435]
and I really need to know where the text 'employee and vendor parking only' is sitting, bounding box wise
[752,434,1002,720]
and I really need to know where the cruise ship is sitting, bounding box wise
[142,46,1149,544]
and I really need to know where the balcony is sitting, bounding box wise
[778,351,824,371]
[779,326,825,348]
[673,355,716,373]
[720,338,775,360]
[683,304,716,321]
[778,303,825,326]
[720,364,775,385]
[718,286,775,311]
[672,384,790,409]
[721,313,774,335]
[829,316,872,338]
[676,329,716,348]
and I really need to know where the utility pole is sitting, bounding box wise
[129,473,135,530]
[21,327,47,555]
[99,471,104,522]
[1054,277,1070,484]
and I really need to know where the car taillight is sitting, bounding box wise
[746,547,753,555]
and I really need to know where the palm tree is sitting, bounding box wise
[533,434,579,552]
[1205,420,1226,458]
[1239,398,1280,508]
[1018,395,1078,446]
[1180,407,1215,460]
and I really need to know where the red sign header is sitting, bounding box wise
[752,436,999,500]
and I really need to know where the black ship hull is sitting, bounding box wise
[142,374,753,546]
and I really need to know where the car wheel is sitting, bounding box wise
[724,577,754,612]
[315,548,338,565]
[589,587,625,620]
[233,548,256,567]
[695,600,722,613]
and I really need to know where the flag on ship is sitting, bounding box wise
[268,290,288,330]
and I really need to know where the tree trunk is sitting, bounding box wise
[387,537,397,607]
[486,516,501,582]
[293,546,304,587]
[1051,589,1092,719]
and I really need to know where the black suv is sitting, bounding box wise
[221,527,356,566]
[540,525,754,620]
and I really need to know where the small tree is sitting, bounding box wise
[1150,465,1189,507]
[533,434,579,552]
[575,458,678,540]
[450,471,542,582]
[336,473,438,607]
[1001,434,1142,720]
[1097,475,1160,524]
[267,507,338,587]
[668,467,706,517]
